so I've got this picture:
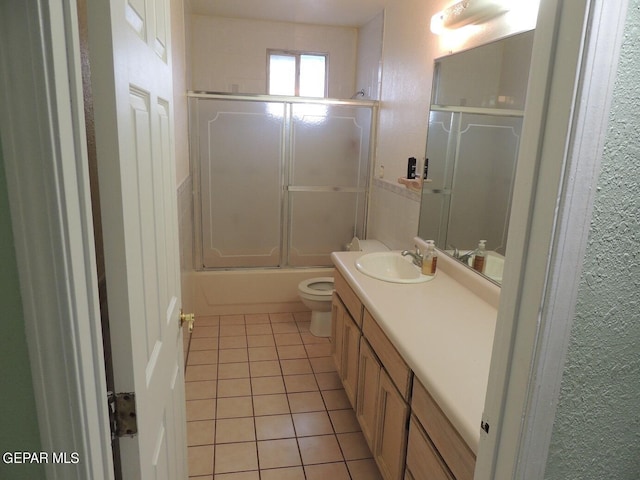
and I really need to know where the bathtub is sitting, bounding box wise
[183,267,335,316]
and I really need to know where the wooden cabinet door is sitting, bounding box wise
[406,416,454,480]
[331,294,345,374]
[357,338,381,451]
[375,370,409,480]
[342,312,361,409]
[411,380,475,480]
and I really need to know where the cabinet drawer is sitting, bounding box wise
[334,270,363,327]
[411,379,475,480]
[363,310,412,400]
[406,416,454,480]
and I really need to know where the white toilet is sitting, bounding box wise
[297,277,335,337]
[297,237,389,337]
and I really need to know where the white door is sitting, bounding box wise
[86,0,187,478]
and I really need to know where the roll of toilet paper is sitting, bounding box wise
[346,236,389,253]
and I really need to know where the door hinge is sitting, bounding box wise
[107,392,138,438]
[481,420,490,434]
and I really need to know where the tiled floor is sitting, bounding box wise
[185,312,383,480]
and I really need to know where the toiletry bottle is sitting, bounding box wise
[422,240,438,276]
[407,157,417,179]
[472,240,486,273]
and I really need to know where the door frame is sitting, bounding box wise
[0,1,629,480]
[0,0,114,478]
[475,0,629,478]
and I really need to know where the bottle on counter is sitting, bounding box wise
[422,240,438,276]
[472,240,486,273]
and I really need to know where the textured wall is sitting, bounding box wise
[544,4,640,478]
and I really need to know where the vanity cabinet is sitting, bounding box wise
[410,379,476,480]
[331,270,477,480]
[333,270,411,480]
[359,311,412,480]
[357,337,410,480]
[355,338,380,448]
[332,270,363,409]
[375,369,410,480]
[406,416,453,480]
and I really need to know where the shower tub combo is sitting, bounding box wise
[186,93,378,315]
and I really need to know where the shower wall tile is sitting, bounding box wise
[355,12,384,100]
[189,15,357,99]
[367,179,420,251]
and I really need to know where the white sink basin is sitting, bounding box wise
[355,252,435,284]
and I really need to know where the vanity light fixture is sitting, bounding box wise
[431,0,511,34]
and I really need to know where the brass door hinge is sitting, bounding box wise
[108,392,138,438]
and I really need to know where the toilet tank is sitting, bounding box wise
[346,236,389,253]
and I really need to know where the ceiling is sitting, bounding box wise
[187,0,389,27]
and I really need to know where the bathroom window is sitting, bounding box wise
[267,50,327,97]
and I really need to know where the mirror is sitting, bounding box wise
[418,30,535,285]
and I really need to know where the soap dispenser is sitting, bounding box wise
[422,240,438,276]
[472,240,486,273]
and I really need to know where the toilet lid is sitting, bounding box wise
[299,277,335,296]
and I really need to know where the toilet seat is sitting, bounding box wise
[297,277,334,337]
[298,277,334,299]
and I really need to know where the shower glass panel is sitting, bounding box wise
[288,103,370,266]
[419,110,522,254]
[191,94,376,269]
[193,98,285,268]
[289,191,365,266]
[419,110,455,246]
[447,113,522,253]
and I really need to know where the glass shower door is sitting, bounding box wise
[194,99,285,268]
[287,103,371,266]
[447,113,522,254]
[418,110,523,254]
[419,110,455,247]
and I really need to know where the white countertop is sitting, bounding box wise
[331,246,499,452]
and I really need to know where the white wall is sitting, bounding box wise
[171,0,189,185]
[189,15,358,98]
[367,0,539,250]
[355,12,384,100]
[181,2,539,251]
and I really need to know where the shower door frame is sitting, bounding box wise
[189,92,378,270]
[425,105,525,254]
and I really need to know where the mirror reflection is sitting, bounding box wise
[418,30,535,285]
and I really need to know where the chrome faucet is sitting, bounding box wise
[449,244,477,264]
[401,248,423,267]
[458,249,477,264]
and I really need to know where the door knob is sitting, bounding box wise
[180,310,195,333]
